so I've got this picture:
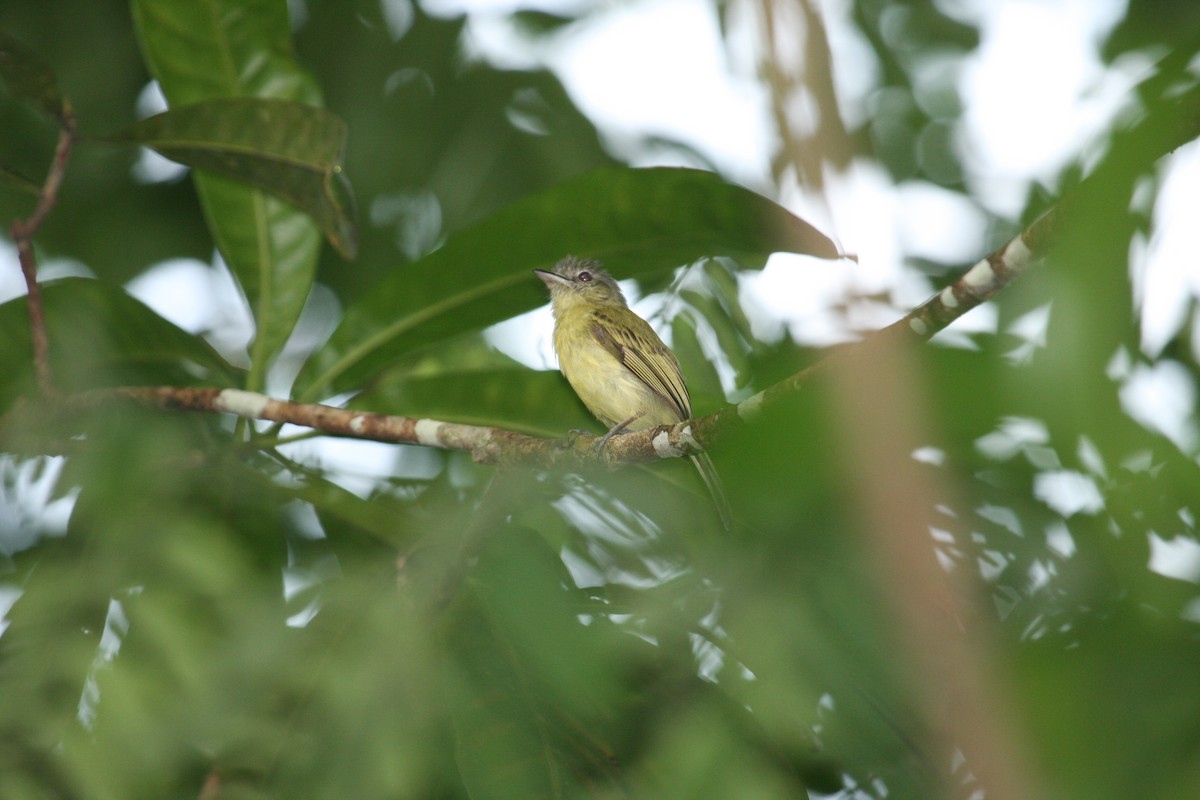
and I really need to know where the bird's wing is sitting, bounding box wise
[590,309,692,419]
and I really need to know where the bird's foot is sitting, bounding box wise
[591,414,640,454]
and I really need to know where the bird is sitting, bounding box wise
[534,256,732,529]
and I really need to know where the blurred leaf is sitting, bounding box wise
[445,526,626,799]
[46,410,291,799]
[1015,607,1200,800]
[0,31,65,121]
[110,98,357,258]
[264,564,450,799]
[0,277,240,412]
[0,536,107,795]
[131,0,325,388]
[847,0,978,184]
[284,474,415,554]
[296,166,839,400]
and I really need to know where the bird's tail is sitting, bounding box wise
[690,452,733,531]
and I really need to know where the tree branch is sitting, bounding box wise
[55,203,1043,470]
[70,386,578,466]
[8,117,1186,470]
[27,156,1050,463]
[9,76,1199,471]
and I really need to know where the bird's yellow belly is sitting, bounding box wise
[555,328,679,431]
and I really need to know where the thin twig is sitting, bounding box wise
[9,100,77,395]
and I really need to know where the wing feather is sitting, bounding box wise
[590,310,691,419]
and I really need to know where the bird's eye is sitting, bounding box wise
[577,271,592,282]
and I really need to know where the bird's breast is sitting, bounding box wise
[553,314,678,430]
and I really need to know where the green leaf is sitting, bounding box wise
[129,0,316,106]
[198,176,321,386]
[296,166,839,400]
[111,98,357,259]
[0,535,109,775]
[0,32,66,121]
[130,0,327,389]
[0,278,240,412]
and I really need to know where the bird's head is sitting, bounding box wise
[534,256,628,312]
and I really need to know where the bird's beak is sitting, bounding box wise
[533,268,568,286]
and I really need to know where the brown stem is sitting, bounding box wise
[12,235,52,395]
[9,101,77,396]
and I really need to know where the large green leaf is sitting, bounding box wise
[296,166,839,401]
[130,0,325,390]
[0,278,240,412]
[112,98,356,259]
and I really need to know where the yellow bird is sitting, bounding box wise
[535,256,732,529]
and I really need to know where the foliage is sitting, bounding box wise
[1,1,1199,799]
